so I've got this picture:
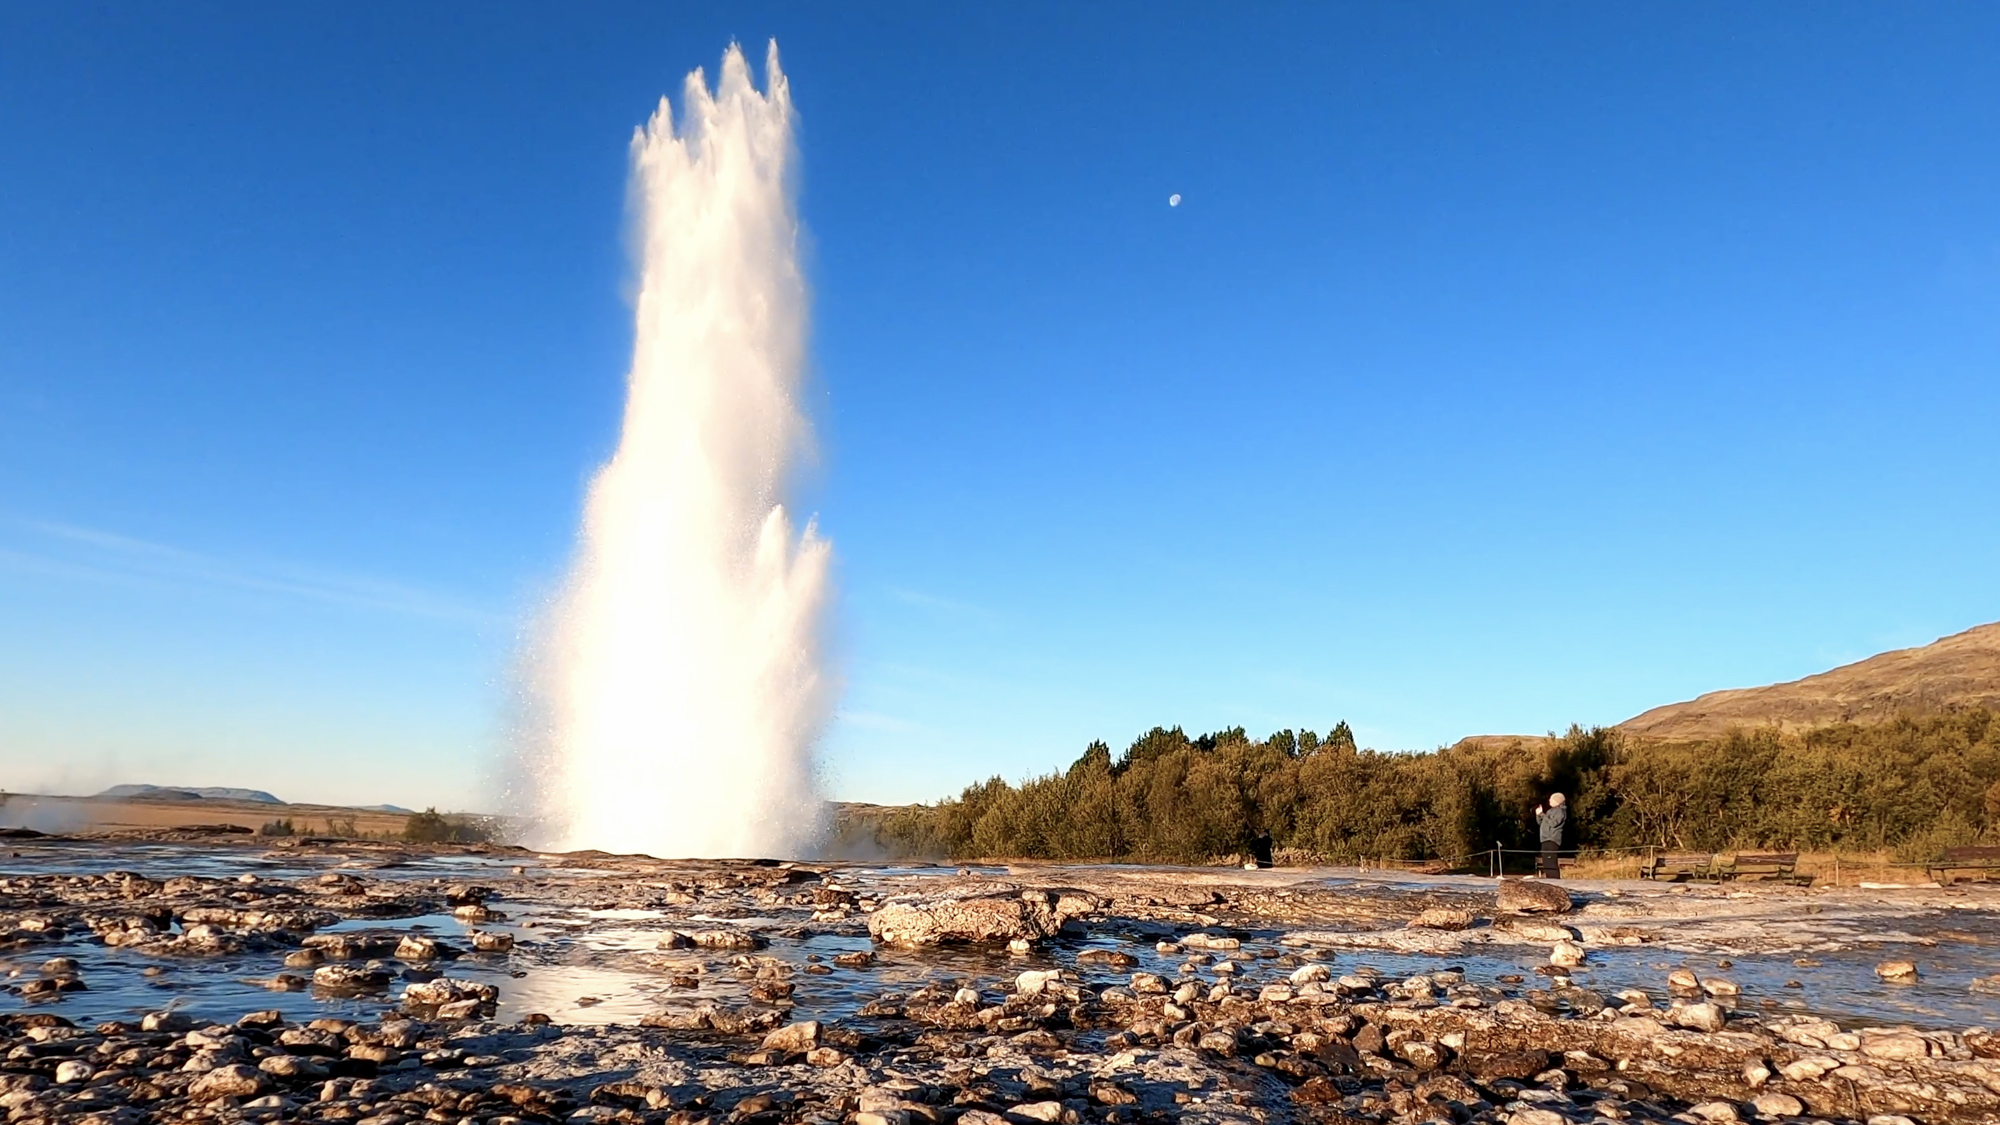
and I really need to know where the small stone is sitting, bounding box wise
[1289,963,1331,984]
[805,1046,845,1066]
[1549,940,1587,967]
[1512,1110,1566,1125]
[394,935,439,961]
[1009,1103,1064,1123]
[347,1042,399,1064]
[952,987,981,1006]
[55,1060,93,1084]
[1016,969,1063,996]
[1197,1028,1239,1055]
[312,964,390,992]
[1702,977,1740,998]
[435,998,483,1020]
[401,977,497,1007]
[1875,960,1918,983]
[1668,968,1702,995]
[1077,948,1138,969]
[1673,1002,1727,1032]
[1689,1101,1740,1122]
[1752,1093,1804,1117]
[260,1054,329,1079]
[688,928,764,950]
[470,930,514,952]
[1394,1040,1445,1070]
[760,1020,821,1054]
[142,1010,193,1032]
[1408,906,1474,930]
[1780,1057,1838,1082]
[1859,1029,1930,1061]
[190,1063,268,1101]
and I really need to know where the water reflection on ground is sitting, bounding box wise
[1,839,1995,1036]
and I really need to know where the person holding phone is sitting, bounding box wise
[1534,793,1568,878]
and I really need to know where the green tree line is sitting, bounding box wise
[874,711,2000,865]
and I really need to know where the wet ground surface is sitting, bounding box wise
[2,838,1995,1035]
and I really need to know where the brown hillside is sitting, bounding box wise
[1618,621,2000,741]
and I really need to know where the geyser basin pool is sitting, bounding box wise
[513,40,833,860]
[7,839,1995,1033]
[3,835,2000,1125]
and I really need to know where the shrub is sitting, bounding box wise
[402,808,494,844]
[879,711,2000,864]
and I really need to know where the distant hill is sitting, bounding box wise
[359,804,413,814]
[1619,621,2000,741]
[95,784,285,804]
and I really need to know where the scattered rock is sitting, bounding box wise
[1549,939,1587,967]
[311,964,391,992]
[189,1063,268,1101]
[761,1020,821,1053]
[1495,878,1573,914]
[1673,1002,1728,1032]
[1752,1092,1804,1117]
[1876,959,1919,983]
[1407,906,1474,930]
[868,888,1099,946]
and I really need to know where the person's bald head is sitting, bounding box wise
[1549,792,1566,807]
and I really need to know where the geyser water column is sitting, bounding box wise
[533,42,834,858]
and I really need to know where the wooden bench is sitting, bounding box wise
[1639,852,1714,881]
[1709,851,1811,885]
[1927,846,2000,886]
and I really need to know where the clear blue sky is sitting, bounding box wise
[3,4,1997,810]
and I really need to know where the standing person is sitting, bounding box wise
[1248,828,1274,870]
[1534,793,1568,878]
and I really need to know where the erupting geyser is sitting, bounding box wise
[518,42,834,858]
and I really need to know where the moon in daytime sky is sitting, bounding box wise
[1169,193,1181,206]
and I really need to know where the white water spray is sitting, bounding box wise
[520,42,833,858]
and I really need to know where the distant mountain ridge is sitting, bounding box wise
[1618,621,2000,741]
[95,784,285,804]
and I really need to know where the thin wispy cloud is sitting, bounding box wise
[1,518,500,627]
[887,586,1004,629]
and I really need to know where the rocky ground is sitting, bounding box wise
[0,835,1996,1125]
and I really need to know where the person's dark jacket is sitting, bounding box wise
[1538,804,1567,844]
